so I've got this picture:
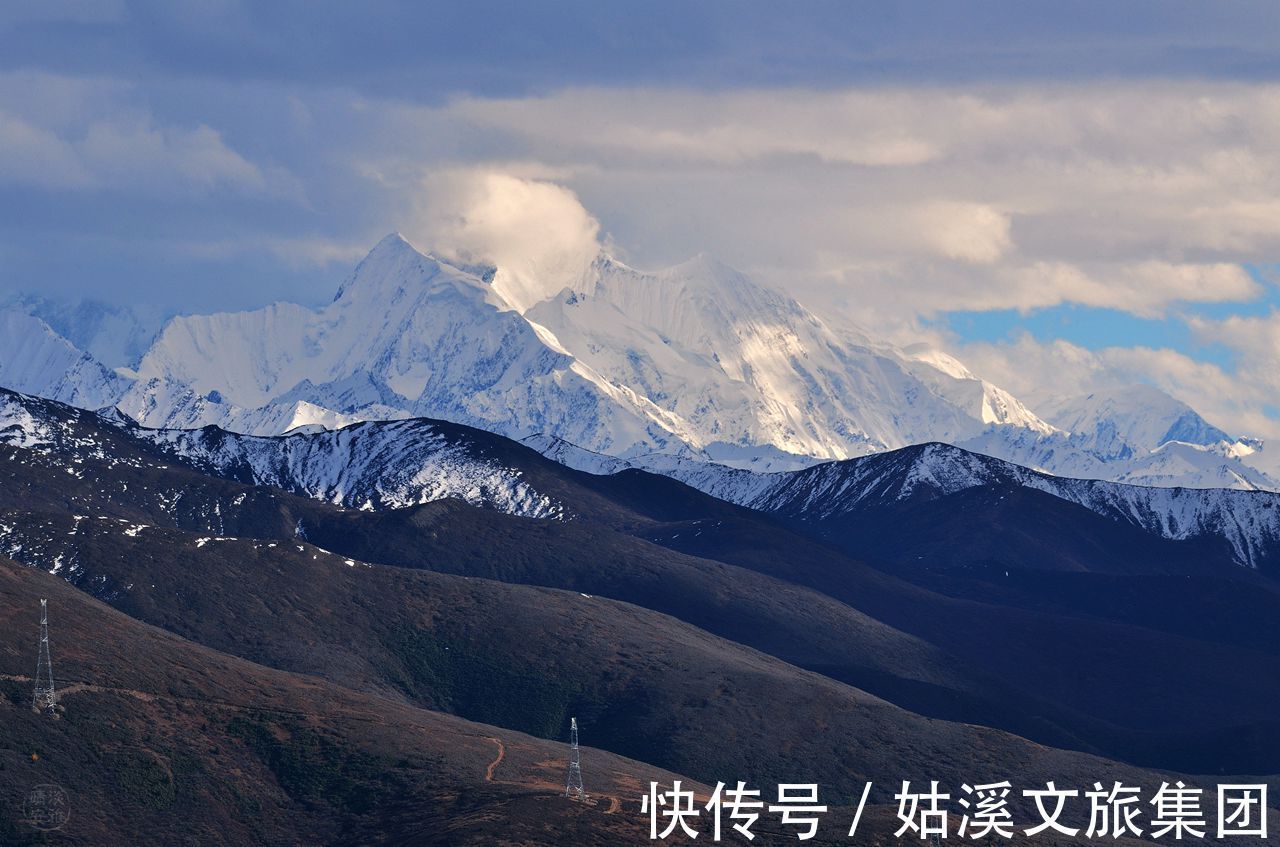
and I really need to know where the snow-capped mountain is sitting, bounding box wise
[1040,385,1238,457]
[110,234,1077,469]
[0,309,130,409]
[3,386,1277,571]
[118,235,694,457]
[0,233,1273,490]
[4,295,165,371]
[146,418,569,518]
[524,252,1055,462]
[682,441,1280,570]
[954,424,1275,491]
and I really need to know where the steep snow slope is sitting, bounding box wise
[898,344,1053,434]
[120,234,690,455]
[0,309,129,409]
[526,253,1054,460]
[148,419,567,518]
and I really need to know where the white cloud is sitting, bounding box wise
[78,119,271,194]
[1186,310,1280,437]
[1005,261,1259,318]
[0,74,291,197]
[409,170,603,312]
[375,82,1280,325]
[472,88,946,167]
[916,201,1012,264]
[0,110,91,188]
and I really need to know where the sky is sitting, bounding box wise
[2,1,1280,440]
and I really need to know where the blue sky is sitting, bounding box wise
[2,1,1280,439]
[940,265,1280,367]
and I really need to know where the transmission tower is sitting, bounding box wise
[565,717,587,801]
[33,600,57,715]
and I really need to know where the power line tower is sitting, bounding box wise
[33,599,57,715]
[565,717,587,802]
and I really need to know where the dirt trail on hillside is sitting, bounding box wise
[5,672,630,814]
[484,735,505,782]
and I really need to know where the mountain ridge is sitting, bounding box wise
[0,233,1272,490]
[4,386,1279,572]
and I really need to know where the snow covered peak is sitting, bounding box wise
[0,309,129,409]
[660,251,746,286]
[332,232,502,308]
[899,346,1058,435]
[5,294,164,370]
[334,232,415,301]
[1041,385,1240,458]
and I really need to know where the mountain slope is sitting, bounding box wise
[6,385,1280,575]
[8,389,1280,775]
[0,555,716,847]
[694,441,1280,570]
[0,391,1106,761]
[12,384,1279,574]
[1,507,1208,811]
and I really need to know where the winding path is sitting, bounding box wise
[483,736,505,782]
[7,673,628,813]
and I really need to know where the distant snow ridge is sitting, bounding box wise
[0,310,129,409]
[2,386,1278,568]
[697,443,1280,569]
[0,387,563,521]
[147,419,566,518]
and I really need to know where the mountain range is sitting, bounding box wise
[3,388,1279,789]
[2,379,1279,840]
[2,233,1273,491]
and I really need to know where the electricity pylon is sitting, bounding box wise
[33,600,56,715]
[565,717,587,801]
